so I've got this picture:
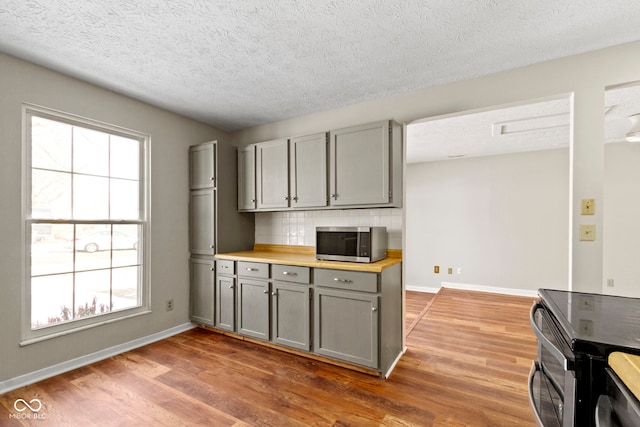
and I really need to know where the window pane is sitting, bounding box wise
[73,127,109,176]
[32,169,71,218]
[112,224,141,268]
[111,178,139,219]
[73,175,109,219]
[31,274,74,328]
[31,116,72,172]
[74,227,112,271]
[32,224,74,275]
[75,270,112,318]
[112,266,139,310]
[111,135,139,180]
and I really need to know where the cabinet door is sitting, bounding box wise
[215,275,236,331]
[256,139,289,209]
[190,188,215,255]
[237,278,270,340]
[238,145,256,211]
[314,288,379,368]
[289,133,328,208]
[271,282,310,351]
[190,142,215,190]
[329,121,390,206]
[190,258,215,326]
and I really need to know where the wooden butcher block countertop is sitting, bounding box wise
[215,244,402,273]
[609,352,640,400]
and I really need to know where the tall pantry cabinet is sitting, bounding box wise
[189,141,254,326]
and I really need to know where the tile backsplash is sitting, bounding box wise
[255,208,403,249]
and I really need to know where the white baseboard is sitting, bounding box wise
[0,323,195,395]
[441,281,539,298]
[405,285,440,293]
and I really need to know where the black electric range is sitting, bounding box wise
[530,289,640,427]
[540,289,640,358]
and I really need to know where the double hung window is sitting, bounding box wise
[24,105,149,342]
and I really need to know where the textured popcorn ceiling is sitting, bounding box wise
[1,1,640,131]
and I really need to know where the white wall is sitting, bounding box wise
[255,208,403,249]
[405,149,570,293]
[232,41,640,295]
[0,53,229,383]
[603,142,640,297]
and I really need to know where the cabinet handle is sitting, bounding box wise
[220,265,229,269]
[333,278,353,283]
[210,244,215,249]
[272,291,277,296]
[372,307,377,312]
[209,267,214,271]
[284,196,289,200]
[330,194,337,199]
[251,199,256,203]
[246,267,258,271]
[263,289,269,294]
[292,196,298,201]
[210,177,214,181]
[282,271,297,276]
[229,284,234,289]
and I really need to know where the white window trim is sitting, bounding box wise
[21,103,152,344]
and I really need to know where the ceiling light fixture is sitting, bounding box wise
[626,113,640,143]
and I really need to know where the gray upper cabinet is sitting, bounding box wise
[190,142,215,190]
[289,133,328,208]
[329,120,398,207]
[256,139,289,210]
[238,120,401,212]
[189,188,215,256]
[237,145,256,211]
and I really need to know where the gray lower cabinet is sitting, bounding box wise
[314,287,379,368]
[237,277,270,340]
[213,259,402,376]
[215,263,236,332]
[190,257,215,326]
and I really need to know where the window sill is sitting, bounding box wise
[20,309,152,346]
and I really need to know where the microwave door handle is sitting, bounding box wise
[530,302,572,370]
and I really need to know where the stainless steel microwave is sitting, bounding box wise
[315,226,387,263]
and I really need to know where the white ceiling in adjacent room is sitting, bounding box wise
[407,84,640,164]
[2,1,640,131]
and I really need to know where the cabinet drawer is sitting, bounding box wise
[238,261,269,279]
[272,264,310,283]
[216,260,235,275]
[314,269,378,293]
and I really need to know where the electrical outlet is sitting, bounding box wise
[434,265,439,274]
[166,299,174,311]
[456,267,463,275]
[447,267,453,274]
[607,279,614,287]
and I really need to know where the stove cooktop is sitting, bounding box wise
[539,289,640,357]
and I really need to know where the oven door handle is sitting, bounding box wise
[530,302,574,371]
[528,361,545,427]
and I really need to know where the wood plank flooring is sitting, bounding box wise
[0,288,538,426]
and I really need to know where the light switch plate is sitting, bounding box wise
[581,198,595,215]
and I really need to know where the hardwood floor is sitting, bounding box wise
[0,288,538,426]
